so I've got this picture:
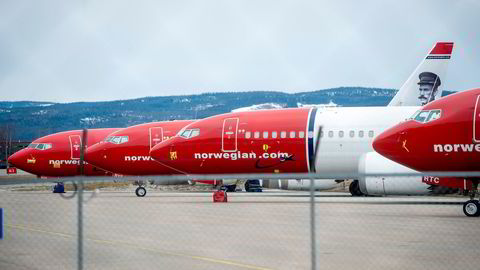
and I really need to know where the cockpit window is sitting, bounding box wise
[28,143,52,150]
[28,143,39,149]
[179,129,200,139]
[105,136,129,144]
[410,109,442,123]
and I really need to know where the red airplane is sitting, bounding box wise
[84,120,247,193]
[373,88,480,216]
[8,128,119,177]
[85,120,194,175]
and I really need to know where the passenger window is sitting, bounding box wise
[339,131,344,138]
[263,131,269,139]
[328,131,334,138]
[254,131,260,139]
[280,131,287,138]
[358,131,364,138]
[368,130,374,138]
[245,131,251,139]
[299,131,305,138]
[290,131,296,138]
[272,131,277,138]
[349,131,355,138]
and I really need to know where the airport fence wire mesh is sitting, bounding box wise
[0,172,480,270]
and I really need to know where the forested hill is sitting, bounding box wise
[0,87,455,140]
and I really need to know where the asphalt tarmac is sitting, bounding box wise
[0,190,478,270]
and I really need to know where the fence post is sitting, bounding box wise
[310,177,316,270]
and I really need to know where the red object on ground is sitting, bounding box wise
[7,167,17,174]
[213,190,227,202]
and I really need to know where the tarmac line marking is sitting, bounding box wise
[7,224,271,270]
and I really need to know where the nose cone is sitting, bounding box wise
[7,150,24,168]
[373,127,403,159]
[150,141,175,165]
[7,149,37,174]
[84,143,108,170]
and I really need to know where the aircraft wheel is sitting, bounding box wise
[349,180,363,197]
[135,186,147,197]
[463,200,480,217]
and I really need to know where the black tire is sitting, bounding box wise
[349,180,364,197]
[463,200,480,217]
[135,186,147,197]
[226,185,237,192]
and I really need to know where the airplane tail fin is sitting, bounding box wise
[388,42,454,106]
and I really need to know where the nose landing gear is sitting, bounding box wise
[135,186,147,197]
[463,179,479,217]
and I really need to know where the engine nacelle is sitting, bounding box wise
[358,152,458,196]
[263,179,340,191]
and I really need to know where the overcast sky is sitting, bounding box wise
[0,0,478,102]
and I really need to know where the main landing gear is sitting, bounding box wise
[463,179,480,217]
[349,180,364,197]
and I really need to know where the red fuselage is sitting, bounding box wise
[150,109,313,174]
[373,88,480,172]
[8,128,119,177]
[85,120,194,175]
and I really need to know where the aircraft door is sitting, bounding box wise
[69,135,82,160]
[474,95,480,142]
[222,118,239,152]
[150,127,164,150]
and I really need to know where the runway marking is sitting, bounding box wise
[6,224,271,270]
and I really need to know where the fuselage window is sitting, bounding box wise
[254,131,260,139]
[245,131,251,139]
[299,131,305,138]
[358,130,364,138]
[263,131,269,139]
[328,131,334,138]
[280,131,287,138]
[320,131,324,138]
[290,131,296,138]
[339,131,344,138]
[272,131,277,138]
[368,130,374,138]
[349,131,355,138]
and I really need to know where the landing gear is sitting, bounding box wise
[463,200,480,217]
[463,179,479,217]
[135,186,147,197]
[349,180,364,197]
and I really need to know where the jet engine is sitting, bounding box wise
[357,152,458,196]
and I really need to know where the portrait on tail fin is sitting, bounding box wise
[417,72,441,105]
